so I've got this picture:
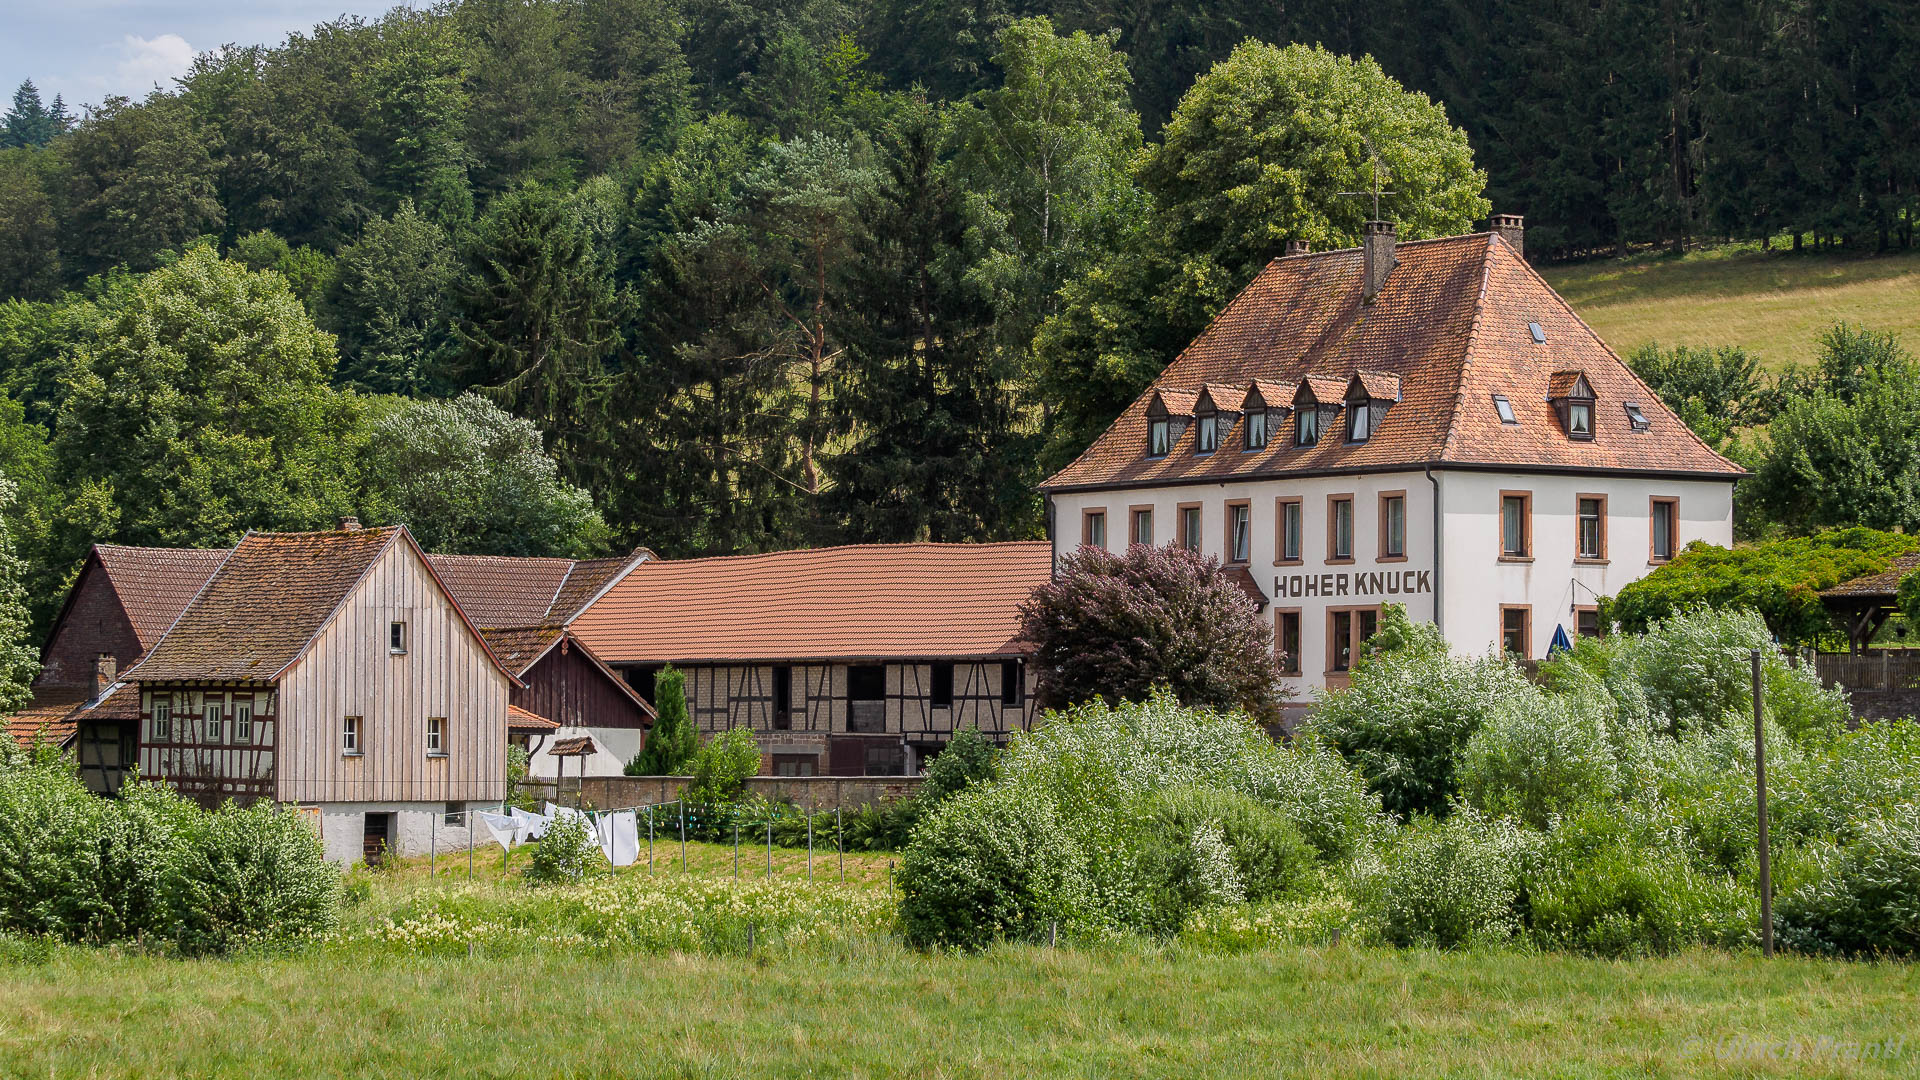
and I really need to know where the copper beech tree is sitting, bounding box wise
[1018,543,1284,723]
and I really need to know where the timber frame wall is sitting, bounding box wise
[654,659,1038,741]
[138,684,279,806]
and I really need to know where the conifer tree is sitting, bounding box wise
[626,665,696,775]
[1,82,56,149]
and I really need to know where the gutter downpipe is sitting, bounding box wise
[1425,464,1443,635]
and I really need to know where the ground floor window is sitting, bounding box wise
[1501,605,1532,657]
[1276,609,1302,675]
[864,742,905,776]
[1575,605,1603,639]
[1327,606,1380,673]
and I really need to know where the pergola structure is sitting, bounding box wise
[1819,552,1920,654]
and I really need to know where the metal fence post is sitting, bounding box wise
[466,811,473,882]
[766,817,773,879]
[647,805,654,874]
[733,822,740,879]
[1753,648,1774,957]
[679,799,686,871]
[837,806,843,883]
[807,805,814,882]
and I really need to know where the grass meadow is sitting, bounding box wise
[1540,243,1920,370]
[0,843,1914,1079]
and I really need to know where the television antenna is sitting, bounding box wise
[1338,138,1396,220]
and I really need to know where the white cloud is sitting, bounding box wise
[113,33,194,97]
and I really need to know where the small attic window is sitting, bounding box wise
[1624,402,1651,431]
[1245,409,1268,450]
[1492,394,1518,425]
[1195,403,1219,453]
[1548,372,1596,441]
[1148,418,1170,456]
[1528,322,1546,344]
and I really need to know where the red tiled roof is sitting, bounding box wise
[5,686,86,747]
[1197,383,1247,413]
[480,624,568,676]
[571,542,1054,663]
[1223,565,1269,611]
[1295,375,1349,406]
[427,551,647,628]
[1041,233,1743,491]
[508,703,560,731]
[1354,370,1403,401]
[126,528,403,681]
[1546,370,1591,398]
[548,735,596,756]
[92,545,230,649]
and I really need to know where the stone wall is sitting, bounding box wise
[518,773,922,811]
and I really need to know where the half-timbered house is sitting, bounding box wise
[4,544,225,793]
[121,522,519,862]
[570,542,1052,775]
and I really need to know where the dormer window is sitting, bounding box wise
[1149,417,1170,456]
[1292,378,1344,447]
[1547,372,1596,441]
[1196,407,1219,453]
[1343,372,1399,444]
[1245,409,1268,450]
[1296,406,1320,446]
[1624,402,1650,431]
[1144,390,1195,458]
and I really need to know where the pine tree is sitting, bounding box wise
[626,665,696,774]
[1,81,56,149]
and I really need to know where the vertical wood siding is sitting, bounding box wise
[515,646,649,730]
[277,542,507,804]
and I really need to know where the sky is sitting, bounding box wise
[4,2,406,113]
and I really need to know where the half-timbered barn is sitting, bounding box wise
[4,544,226,793]
[121,522,519,862]
[569,542,1052,776]
[429,552,657,777]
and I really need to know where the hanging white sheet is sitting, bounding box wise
[511,806,549,841]
[474,810,519,852]
[607,810,640,867]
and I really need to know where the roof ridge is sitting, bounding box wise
[636,540,1049,568]
[121,532,252,681]
[542,562,578,622]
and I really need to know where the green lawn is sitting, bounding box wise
[1,939,1912,1078]
[0,845,1914,1079]
[1540,243,1920,371]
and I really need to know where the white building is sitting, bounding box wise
[1038,218,1742,712]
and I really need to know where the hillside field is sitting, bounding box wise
[0,847,1914,1079]
[1540,244,1920,370]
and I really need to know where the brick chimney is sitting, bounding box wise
[1492,213,1525,260]
[1362,220,1398,303]
[93,653,116,701]
[337,515,362,532]
[1284,239,1310,258]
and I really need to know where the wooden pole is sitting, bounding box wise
[1752,649,1774,957]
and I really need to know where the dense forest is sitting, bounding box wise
[0,0,1915,635]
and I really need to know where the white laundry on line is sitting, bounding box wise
[473,810,519,852]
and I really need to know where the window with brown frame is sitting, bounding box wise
[1499,491,1532,560]
[1177,503,1202,551]
[1576,494,1607,562]
[1575,605,1603,639]
[1275,609,1302,675]
[1130,506,1154,546]
[1327,495,1355,563]
[1500,605,1531,658]
[1275,497,1303,564]
[1225,501,1251,563]
[1081,508,1107,549]
[1650,497,1678,562]
[1378,491,1407,561]
[1327,606,1381,673]
[772,753,818,777]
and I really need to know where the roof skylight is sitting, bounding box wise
[1624,402,1651,431]
[1492,394,1518,425]
[1528,322,1546,344]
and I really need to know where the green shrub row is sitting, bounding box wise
[0,737,340,954]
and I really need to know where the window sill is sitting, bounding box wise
[1377,554,1408,563]
[341,750,363,758]
[1273,558,1303,567]
[1497,555,1534,564]
[1326,557,1355,566]
[1574,557,1610,566]
[389,649,407,657]
[426,752,447,759]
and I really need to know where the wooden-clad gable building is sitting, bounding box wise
[122,522,519,862]
[570,542,1053,776]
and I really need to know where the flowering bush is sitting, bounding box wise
[1778,805,1920,957]
[1352,810,1540,949]
[896,782,1089,949]
[1306,607,1536,819]
[1457,683,1622,829]
[162,800,341,956]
